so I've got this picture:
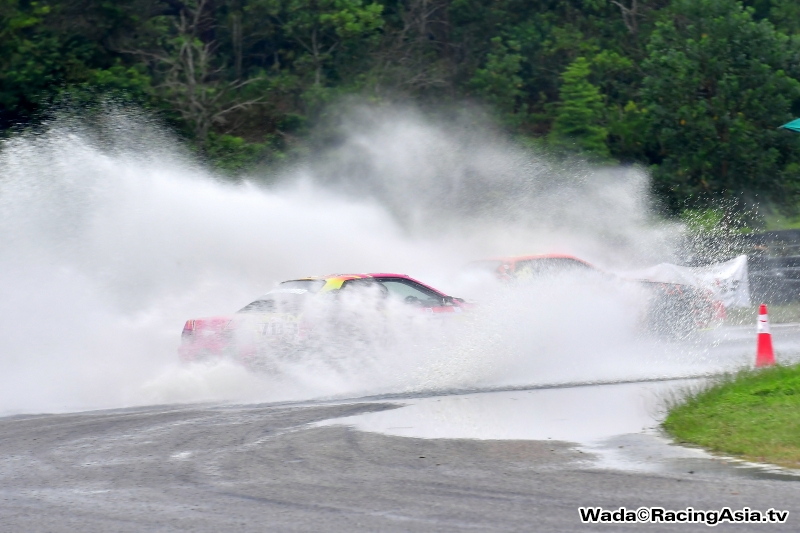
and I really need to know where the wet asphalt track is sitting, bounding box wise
[2,326,800,532]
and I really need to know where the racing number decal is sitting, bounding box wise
[260,321,299,336]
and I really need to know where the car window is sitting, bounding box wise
[339,279,389,299]
[238,293,307,314]
[238,299,276,313]
[238,279,324,313]
[375,279,443,307]
[275,280,325,293]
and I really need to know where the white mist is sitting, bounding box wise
[0,107,718,415]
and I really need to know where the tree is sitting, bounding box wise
[254,0,384,88]
[130,0,266,144]
[468,36,524,125]
[642,0,800,211]
[549,56,610,158]
[365,0,451,95]
[744,0,800,36]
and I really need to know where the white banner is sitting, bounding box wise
[619,255,750,309]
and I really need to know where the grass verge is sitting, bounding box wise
[663,364,800,469]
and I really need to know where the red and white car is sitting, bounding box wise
[179,273,468,369]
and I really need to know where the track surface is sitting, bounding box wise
[2,401,799,531]
[2,326,800,532]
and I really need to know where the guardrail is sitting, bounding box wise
[746,231,800,304]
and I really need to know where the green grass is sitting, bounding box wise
[763,212,800,231]
[663,364,800,468]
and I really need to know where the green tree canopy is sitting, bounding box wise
[4,0,800,212]
[468,36,524,126]
[549,56,610,158]
[643,0,800,210]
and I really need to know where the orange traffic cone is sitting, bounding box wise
[756,304,775,367]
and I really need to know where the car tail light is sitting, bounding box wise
[181,320,196,339]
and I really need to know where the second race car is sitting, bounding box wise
[463,254,719,338]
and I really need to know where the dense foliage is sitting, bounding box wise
[2,0,800,211]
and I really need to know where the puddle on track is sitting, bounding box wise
[317,380,800,481]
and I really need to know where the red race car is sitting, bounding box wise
[464,254,595,282]
[464,254,718,337]
[179,273,468,370]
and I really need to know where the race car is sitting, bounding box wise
[463,254,718,337]
[179,273,468,369]
[464,254,595,282]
